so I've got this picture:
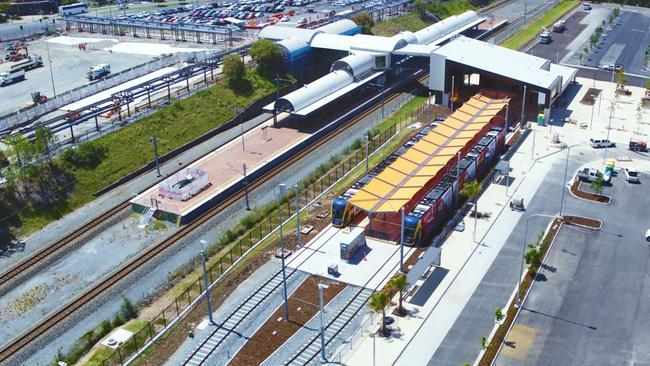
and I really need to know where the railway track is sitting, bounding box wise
[0,71,428,364]
[284,240,413,365]
[182,227,342,366]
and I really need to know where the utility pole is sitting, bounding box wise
[365,135,369,171]
[200,244,215,325]
[318,283,329,363]
[295,184,301,248]
[151,135,161,177]
[400,207,405,272]
[243,163,250,210]
[278,184,289,321]
[520,85,527,128]
[450,75,455,112]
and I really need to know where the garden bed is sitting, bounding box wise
[570,179,611,203]
[229,276,345,366]
[563,215,601,229]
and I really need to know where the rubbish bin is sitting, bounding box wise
[537,113,545,126]
[604,159,615,174]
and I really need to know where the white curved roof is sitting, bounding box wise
[398,31,417,44]
[277,37,310,55]
[275,70,354,112]
[349,34,408,53]
[318,19,359,35]
[414,11,480,45]
[258,25,321,43]
[331,52,374,78]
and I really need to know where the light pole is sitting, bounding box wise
[318,283,329,363]
[295,184,301,248]
[151,135,161,177]
[365,135,369,171]
[604,99,615,164]
[520,85,527,128]
[516,214,556,308]
[200,240,215,325]
[243,163,250,211]
[450,75,455,112]
[400,207,405,273]
[43,23,57,97]
[235,107,245,151]
[559,144,581,217]
[277,184,289,321]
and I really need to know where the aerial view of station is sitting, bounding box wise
[1,0,650,364]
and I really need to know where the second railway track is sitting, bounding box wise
[0,71,428,364]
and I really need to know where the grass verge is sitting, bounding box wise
[500,0,580,50]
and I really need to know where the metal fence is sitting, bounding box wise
[490,0,561,45]
[0,52,190,131]
[328,312,377,364]
[100,96,430,366]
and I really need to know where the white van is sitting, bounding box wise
[590,138,615,148]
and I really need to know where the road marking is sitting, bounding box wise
[632,29,645,33]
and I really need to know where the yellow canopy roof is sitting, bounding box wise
[347,92,510,214]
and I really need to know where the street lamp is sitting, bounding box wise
[559,144,583,217]
[516,214,556,308]
[235,107,245,151]
[318,283,329,363]
[277,184,289,321]
[199,240,215,325]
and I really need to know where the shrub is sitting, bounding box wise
[61,143,107,169]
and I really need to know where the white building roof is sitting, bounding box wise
[310,33,352,51]
[258,25,321,43]
[331,52,374,78]
[414,11,482,45]
[433,36,562,90]
[550,63,578,94]
[393,43,439,57]
[270,70,355,113]
[317,19,359,35]
[350,34,408,53]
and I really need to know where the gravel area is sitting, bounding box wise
[0,215,175,348]
[261,284,361,365]
[169,265,309,366]
[5,88,419,365]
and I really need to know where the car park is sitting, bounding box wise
[623,167,640,183]
[590,138,615,148]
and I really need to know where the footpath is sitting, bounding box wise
[344,76,650,365]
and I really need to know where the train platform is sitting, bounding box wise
[130,111,311,223]
[286,224,416,290]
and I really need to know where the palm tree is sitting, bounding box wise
[368,290,390,337]
[460,180,481,242]
[388,273,408,316]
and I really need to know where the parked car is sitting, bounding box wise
[577,168,611,183]
[590,138,615,148]
[623,167,640,183]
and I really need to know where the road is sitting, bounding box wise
[496,166,650,365]
[426,145,640,366]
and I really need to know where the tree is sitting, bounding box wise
[524,243,541,268]
[388,273,408,316]
[645,78,650,91]
[460,180,481,242]
[353,12,374,35]
[480,337,488,350]
[414,0,428,16]
[250,39,284,78]
[0,3,13,23]
[613,6,621,18]
[616,72,627,87]
[590,173,604,195]
[222,54,246,91]
[495,307,504,322]
[368,290,390,337]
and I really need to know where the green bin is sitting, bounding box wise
[537,113,545,126]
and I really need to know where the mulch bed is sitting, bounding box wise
[478,218,563,366]
[229,276,345,366]
[580,88,602,105]
[136,212,331,366]
[570,179,611,203]
[563,215,601,229]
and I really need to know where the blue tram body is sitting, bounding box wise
[403,129,506,246]
[331,123,438,227]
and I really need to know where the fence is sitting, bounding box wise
[490,0,561,45]
[328,312,377,364]
[99,96,431,366]
[0,52,191,131]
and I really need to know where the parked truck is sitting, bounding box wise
[577,168,610,183]
[0,69,26,86]
[10,55,43,72]
[86,63,111,81]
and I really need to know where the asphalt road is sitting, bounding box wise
[496,167,650,365]
[527,11,589,64]
[426,145,639,366]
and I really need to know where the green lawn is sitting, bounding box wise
[8,72,279,237]
[500,0,579,50]
[372,0,476,36]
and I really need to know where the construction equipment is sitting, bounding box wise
[31,91,48,105]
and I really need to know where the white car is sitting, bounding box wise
[590,138,615,148]
[624,167,640,183]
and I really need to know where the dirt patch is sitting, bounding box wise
[563,215,601,229]
[402,247,426,273]
[580,88,602,105]
[229,275,345,366]
[479,218,563,366]
[570,179,611,203]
